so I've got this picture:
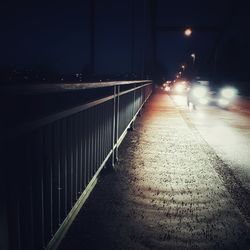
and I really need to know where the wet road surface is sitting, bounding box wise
[171,94,250,222]
[171,94,250,192]
[59,91,250,250]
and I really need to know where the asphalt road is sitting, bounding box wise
[59,91,250,250]
[171,93,250,224]
[171,94,250,190]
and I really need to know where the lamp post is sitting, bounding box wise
[184,28,192,37]
[191,53,196,64]
[181,64,185,72]
[190,53,196,77]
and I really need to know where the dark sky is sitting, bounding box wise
[1,0,250,80]
[1,1,91,73]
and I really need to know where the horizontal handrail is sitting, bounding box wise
[1,80,151,96]
[6,82,151,139]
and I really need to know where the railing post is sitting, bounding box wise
[111,85,116,168]
[137,85,143,117]
[115,85,120,162]
[129,83,136,131]
[0,139,9,250]
[106,84,118,170]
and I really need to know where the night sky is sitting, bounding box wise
[1,0,250,82]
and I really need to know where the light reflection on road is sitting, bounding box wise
[171,94,250,191]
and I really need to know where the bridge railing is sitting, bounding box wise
[0,80,152,250]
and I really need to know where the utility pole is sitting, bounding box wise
[130,0,135,78]
[141,0,146,79]
[90,0,95,77]
[211,0,235,79]
[149,0,156,81]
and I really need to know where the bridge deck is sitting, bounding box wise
[59,91,250,250]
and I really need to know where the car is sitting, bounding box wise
[187,78,237,109]
[187,80,209,109]
[209,84,238,108]
[162,81,171,92]
[171,80,189,95]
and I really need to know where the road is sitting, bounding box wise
[171,93,250,221]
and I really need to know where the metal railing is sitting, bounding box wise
[0,80,152,250]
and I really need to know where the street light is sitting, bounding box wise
[181,65,185,71]
[191,53,196,64]
[184,28,192,37]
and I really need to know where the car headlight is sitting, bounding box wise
[192,86,208,98]
[175,84,185,93]
[218,98,230,107]
[199,98,209,105]
[164,86,170,92]
[220,87,237,99]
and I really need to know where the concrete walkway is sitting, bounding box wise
[59,92,250,250]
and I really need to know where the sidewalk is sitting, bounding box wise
[59,92,250,250]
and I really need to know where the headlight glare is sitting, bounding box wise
[175,84,185,93]
[192,86,208,98]
[199,98,209,105]
[218,98,230,107]
[220,87,237,99]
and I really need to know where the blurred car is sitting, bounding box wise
[209,85,238,108]
[171,80,189,95]
[187,79,237,109]
[187,80,209,109]
[162,81,172,92]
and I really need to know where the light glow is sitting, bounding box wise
[184,28,192,36]
[199,98,209,105]
[218,98,230,107]
[175,83,186,93]
[175,84,186,93]
[220,87,237,99]
[164,86,170,92]
[192,86,208,98]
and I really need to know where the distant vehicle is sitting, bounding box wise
[162,81,171,92]
[187,78,237,109]
[171,80,189,95]
[210,85,238,108]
